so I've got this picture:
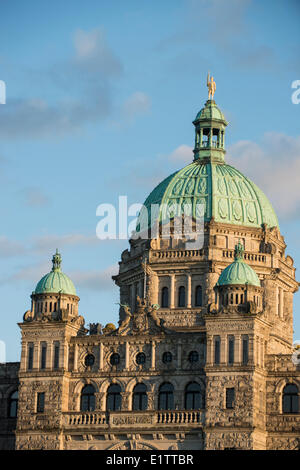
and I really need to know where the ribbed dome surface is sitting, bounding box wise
[35,270,76,295]
[217,258,261,287]
[137,161,279,232]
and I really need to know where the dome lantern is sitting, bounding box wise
[193,74,228,164]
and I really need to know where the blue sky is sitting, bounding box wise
[0,0,299,361]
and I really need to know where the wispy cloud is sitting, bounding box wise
[19,187,49,208]
[69,264,118,291]
[0,28,125,139]
[0,236,25,258]
[122,91,151,121]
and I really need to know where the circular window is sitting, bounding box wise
[188,351,199,363]
[110,353,120,366]
[136,352,146,365]
[162,352,173,364]
[84,354,95,367]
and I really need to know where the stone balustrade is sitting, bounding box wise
[150,249,205,262]
[63,410,205,429]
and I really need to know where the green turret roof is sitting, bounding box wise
[194,99,227,123]
[216,241,261,287]
[34,249,77,296]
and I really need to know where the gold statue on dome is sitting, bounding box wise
[207,72,216,100]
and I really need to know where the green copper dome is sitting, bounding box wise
[137,161,279,231]
[217,242,261,287]
[194,100,227,123]
[136,98,279,232]
[34,250,77,296]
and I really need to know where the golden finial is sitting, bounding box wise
[207,72,216,100]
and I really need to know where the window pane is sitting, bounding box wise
[228,338,234,364]
[214,339,220,365]
[242,338,248,365]
[226,388,235,409]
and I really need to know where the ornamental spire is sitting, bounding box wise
[193,75,228,164]
[234,240,244,261]
[52,249,62,272]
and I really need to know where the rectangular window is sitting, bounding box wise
[41,344,47,370]
[53,343,60,369]
[28,344,34,370]
[228,337,234,365]
[242,336,249,365]
[214,337,220,365]
[226,388,235,409]
[37,392,45,413]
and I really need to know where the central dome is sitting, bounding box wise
[137,99,278,233]
[137,161,279,231]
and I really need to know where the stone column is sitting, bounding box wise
[170,274,175,309]
[151,341,156,370]
[125,342,130,370]
[73,343,78,372]
[187,274,192,308]
[206,336,213,365]
[99,343,103,370]
[249,335,254,365]
[236,335,241,364]
[177,341,182,369]
[47,341,53,369]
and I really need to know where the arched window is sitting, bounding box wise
[132,383,148,411]
[162,352,173,364]
[185,382,204,410]
[195,285,202,307]
[8,391,18,418]
[178,286,186,307]
[188,351,199,363]
[110,353,120,366]
[80,385,95,412]
[283,384,299,413]
[136,352,146,365]
[161,287,169,308]
[158,382,174,410]
[107,384,122,411]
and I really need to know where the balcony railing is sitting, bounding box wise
[63,410,205,428]
[150,249,205,262]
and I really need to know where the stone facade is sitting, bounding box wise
[0,98,300,450]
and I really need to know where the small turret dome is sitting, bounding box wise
[217,242,261,287]
[34,249,77,296]
[194,99,227,123]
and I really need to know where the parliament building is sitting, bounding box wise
[0,94,300,450]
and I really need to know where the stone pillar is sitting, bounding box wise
[73,343,78,372]
[206,336,213,365]
[177,341,182,369]
[125,342,130,370]
[99,343,103,370]
[249,335,254,365]
[47,341,53,369]
[221,335,226,364]
[151,341,156,370]
[62,341,68,370]
[236,335,241,364]
[279,288,284,318]
[187,274,192,308]
[170,274,175,309]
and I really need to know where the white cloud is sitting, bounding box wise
[167,144,193,163]
[32,233,99,253]
[69,264,118,291]
[19,187,49,208]
[0,236,25,258]
[122,91,151,122]
[227,133,300,219]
